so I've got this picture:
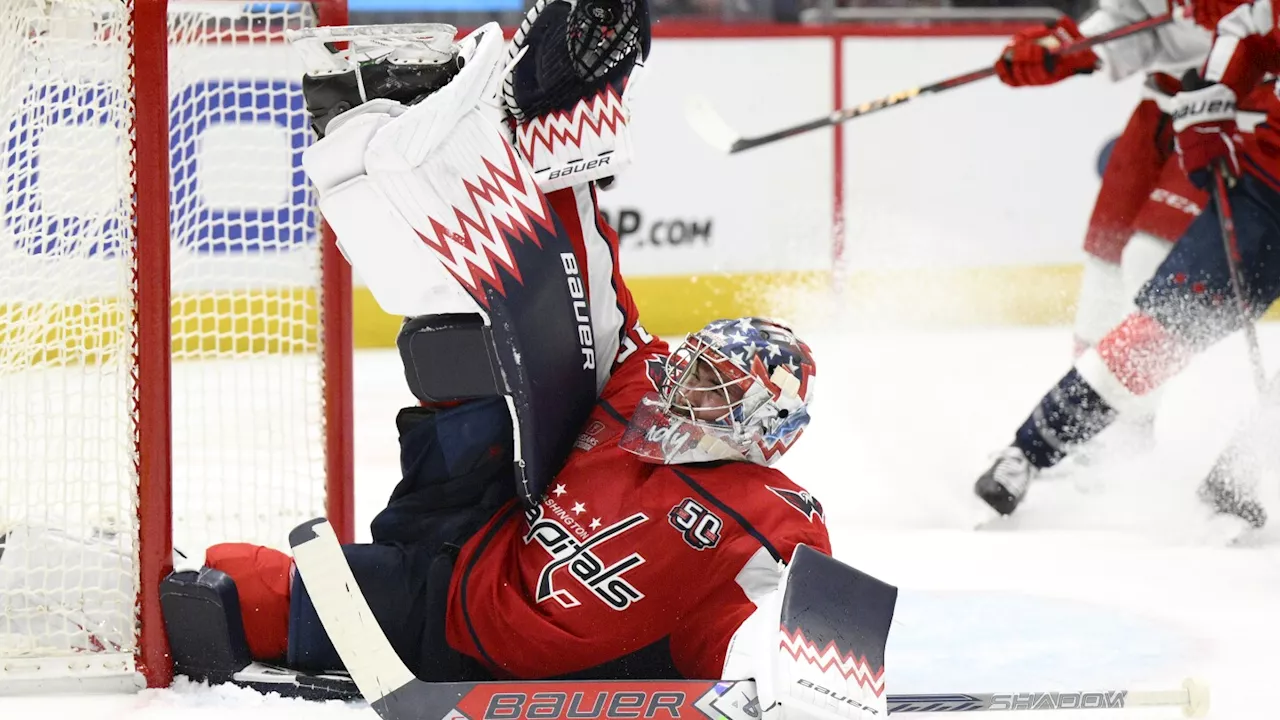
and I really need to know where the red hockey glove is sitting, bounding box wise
[994,16,1099,87]
[1171,82,1243,189]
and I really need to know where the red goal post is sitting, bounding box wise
[0,0,351,691]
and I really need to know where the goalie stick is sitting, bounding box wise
[686,14,1173,154]
[288,517,1209,719]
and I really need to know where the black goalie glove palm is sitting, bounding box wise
[504,0,650,121]
[502,0,650,191]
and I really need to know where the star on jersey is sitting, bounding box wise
[589,518,602,530]
[572,502,587,515]
[553,484,568,497]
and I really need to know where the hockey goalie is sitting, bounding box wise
[147,0,899,715]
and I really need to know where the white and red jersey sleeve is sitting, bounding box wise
[1203,0,1280,93]
[544,183,657,395]
[1080,0,1211,80]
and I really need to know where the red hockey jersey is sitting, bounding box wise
[1201,0,1280,191]
[444,185,832,680]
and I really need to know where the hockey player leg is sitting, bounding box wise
[1096,175,1280,526]
[722,546,897,720]
[1074,94,1176,356]
[1085,231,1176,456]
[1168,175,1280,532]
[976,308,1189,515]
[369,398,514,547]
[973,165,1227,516]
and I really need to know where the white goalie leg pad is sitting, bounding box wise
[364,23,508,174]
[723,558,886,720]
[1120,231,1175,301]
[316,175,483,317]
[1073,254,1125,350]
[302,99,405,197]
[364,93,558,309]
[353,23,558,311]
[300,58,490,317]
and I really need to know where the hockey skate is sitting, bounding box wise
[974,446,1036,516]
[1197,445,1267,531]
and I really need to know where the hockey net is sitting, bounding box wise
[0,0,351,691]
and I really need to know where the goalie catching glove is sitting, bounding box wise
[502,0,650,190]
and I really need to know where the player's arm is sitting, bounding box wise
[994,0,1211,87]
[1080,0,1214,80]
[1169,0,1278,186]
[1202,0,1280,93]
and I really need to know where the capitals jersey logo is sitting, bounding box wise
[523,503,648,611]
[768,486,825,524]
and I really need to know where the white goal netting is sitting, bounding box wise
[0,0,335,689]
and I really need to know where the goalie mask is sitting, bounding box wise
[501,0,650,191]
[619,318,816,467]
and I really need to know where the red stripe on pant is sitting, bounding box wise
[1095,312,1192,396]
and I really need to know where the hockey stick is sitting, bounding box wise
[1197,162,1273,529]
[686,14,1172,154]
[1211,163,1266,391]
[289,517,1209,719]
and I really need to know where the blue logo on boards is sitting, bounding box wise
[4,78,317,257]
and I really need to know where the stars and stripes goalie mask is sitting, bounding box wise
[502,0,650,191]
[620,318,817,466]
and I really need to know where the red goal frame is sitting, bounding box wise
[131,0,352,688]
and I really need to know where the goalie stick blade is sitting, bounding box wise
[288,518,416,707]
[684,96,743,154]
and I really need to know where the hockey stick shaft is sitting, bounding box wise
[290,518,1208,720]
[888,680,1207,714]
[1212,164,1267,391]
[712,14,1171,153]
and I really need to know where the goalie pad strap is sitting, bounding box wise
[398,314,508,402]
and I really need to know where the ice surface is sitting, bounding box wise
[3,325,1278,719]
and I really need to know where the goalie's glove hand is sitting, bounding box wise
[303,57,462,138]
[1171,78,1242,188]
[994,16,1098,87]
[506,0,649,121]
